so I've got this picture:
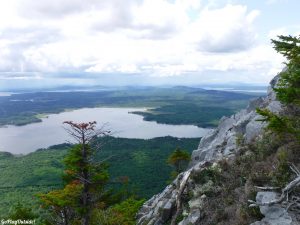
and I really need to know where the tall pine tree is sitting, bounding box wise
[39,121,110,225]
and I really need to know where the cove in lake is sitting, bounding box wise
[0,107,210,154]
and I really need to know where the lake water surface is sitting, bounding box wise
[0,107,210,154]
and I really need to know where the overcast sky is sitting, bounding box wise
[0,0,299,89]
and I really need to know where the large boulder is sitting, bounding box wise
[250,192,299,225]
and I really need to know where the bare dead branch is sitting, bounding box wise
[94,155,115,165]
[283,176,300,193]
[63,121,111,144]
[75,175,92,184]
[254,186,280,190]
[170,169,193,225]
[249,175,300,207]
[289,163,300,176]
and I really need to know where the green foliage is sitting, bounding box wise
[133,104,237,128]
[256,108,292,133]
[7,202,37,220]
[97,136,198,198]
[193,164,221,185]
[63,144,109,187]
[38,121,112,225]
[196,147,268,224]
[272,35,300,60]
[0,137,198,217]
[257,35,300,142]
[38,182,82,209]
[91,198,144,225]
[38,182,83,224]
[235,133,245,147]
[271,150,292,188]
[167,147,191,173]
[272,35,300,105]
[250,132,281,161]
[239,204,263,222]
[174,213,185,224]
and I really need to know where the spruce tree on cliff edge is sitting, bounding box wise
[257,35,300,142]
[39,121,111,225]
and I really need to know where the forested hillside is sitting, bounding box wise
[0,136,198,218]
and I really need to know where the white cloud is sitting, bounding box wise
[185,5,260,52]
[0,0,292,85]
[268,26,300,40]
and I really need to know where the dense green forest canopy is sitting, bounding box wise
[0,136,199,217]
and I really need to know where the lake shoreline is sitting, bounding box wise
[0,135,203,157]
[1,105,218,128]
[0,107,210,154]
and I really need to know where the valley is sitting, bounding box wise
[0,136,199,216]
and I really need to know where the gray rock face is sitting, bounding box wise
[250,192,299,225]
[191,75,282,165]
[136,180,178,225]
[137,75,284,225]
[136,162,209,225]
[178,209,201,225]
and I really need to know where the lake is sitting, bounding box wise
[0,107,210,154]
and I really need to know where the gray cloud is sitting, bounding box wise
[0,26,62,46]
[129,23,179,40]
[88,0,179,39]
[17,0,106,19]
[0,26,62,72]
[91,19,178,40]
[17,0,141,20]
[197,27,256,53]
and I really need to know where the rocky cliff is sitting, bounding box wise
[136,73,299,225]
[190,74,282,166]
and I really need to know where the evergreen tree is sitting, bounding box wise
[38,182,82,225]
[272,35,300,106]
[167,147,191,175]
[39,121,110,225]
[257,35,300,142]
